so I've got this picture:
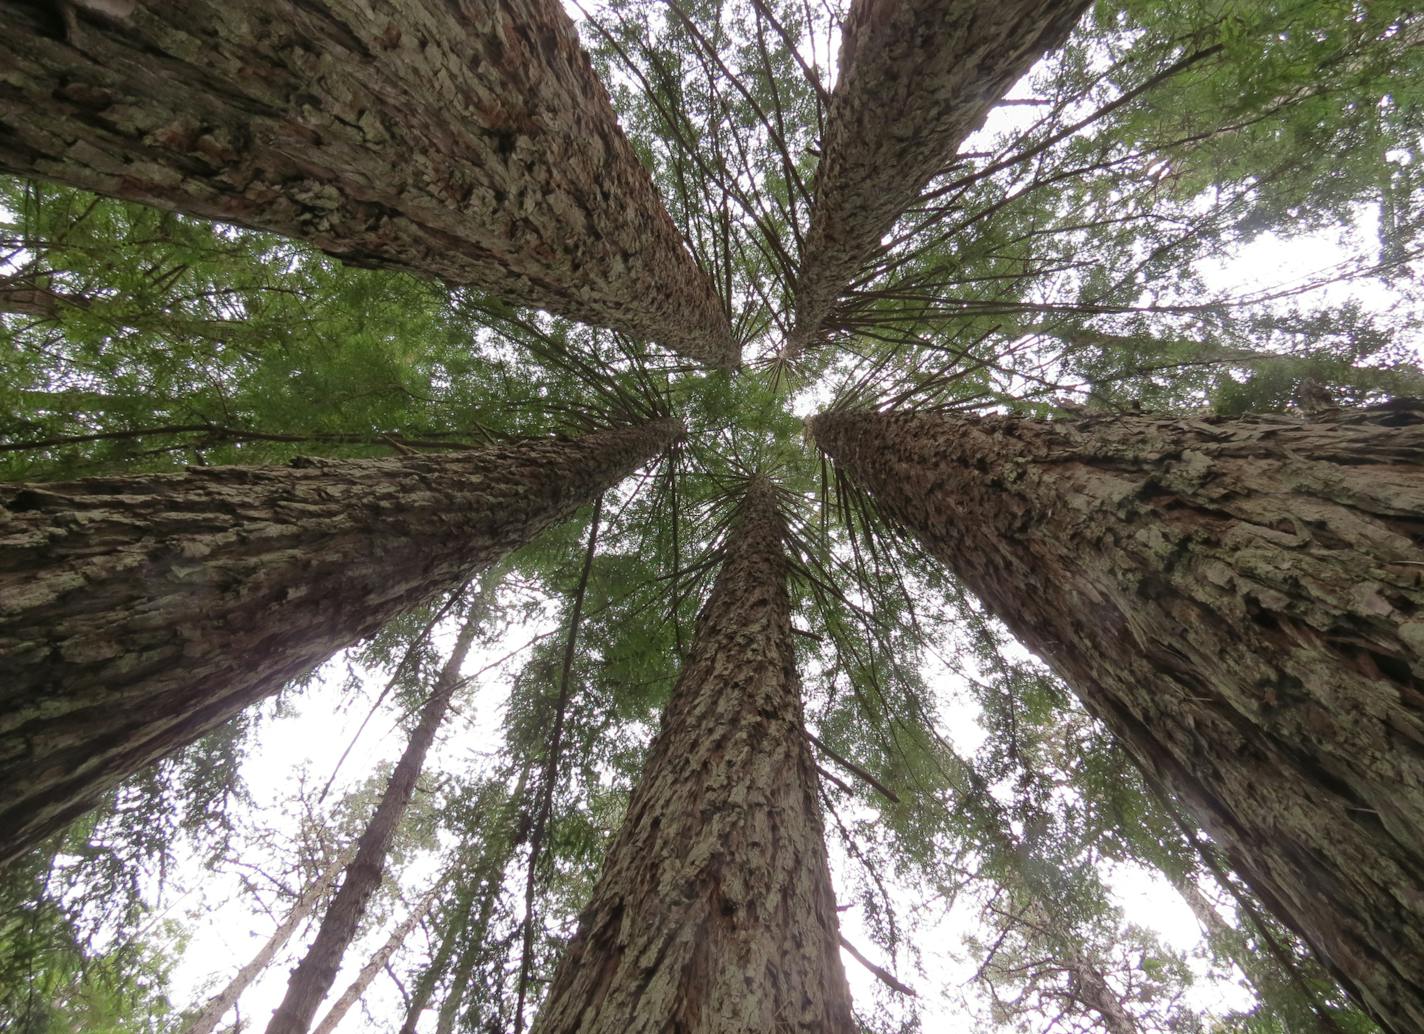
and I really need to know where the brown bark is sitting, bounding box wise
[530,483,855,1034]
[266,607,483,1034]
[809,404,1424,1034]
[184,845,356,1034]
[786,0,1089,357]
[0,418,678,868]
[310,882,441,1034]
[0,3,735,368]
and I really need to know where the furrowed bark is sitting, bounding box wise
[786,0,1089,358]
[531,484,855,1034]
[266,605,484,1034]
[0,418,679,868]
[810,404,1424,1033]
[309,883,441,1034]
[184,845,356,1034]
[0,3,736,367]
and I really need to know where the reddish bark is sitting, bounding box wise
[530,484,855,1033]
[787,0,1089,357]
[810,404,1424,1034]
[0,419,678,867]
[0,2,735,367]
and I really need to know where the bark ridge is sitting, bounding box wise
[812,404,1424,1034]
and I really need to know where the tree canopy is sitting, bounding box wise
[0,0,1420,1031]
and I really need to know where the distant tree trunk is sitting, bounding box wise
[0,418,678,868]
[309,883,442,1034]
[433,848,514,1034]
[404,762,531,1034]
[786,0,1088,358]
[184,846,355,1034]
[0,3,735,368]
[531,484,855,1033]
[267,603,485,1034]
[810,404,1424,1034]
[397,887,473,1034]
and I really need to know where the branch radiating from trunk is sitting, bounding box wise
[0,418,678,867]
[266,602,485,1034]
[810,404,1424,1034]
[184,846,356,1034]
[531,483,855,1033]
[0,3,736,367]
[785,0,1089,357]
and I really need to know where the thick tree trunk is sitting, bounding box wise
[310,883,441,1034]
[184,846,356,1034]
[809,404,1424,1034]
[267,607,483,1034]
[531,484,855,1034]
[0,3,735,368]
[0,418,678,868]
[785,0,1088,358]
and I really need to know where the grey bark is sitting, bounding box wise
[786,0,1089,358]
[810,404,1424,1034]
[0,3,735,367]
[0,418,679,868]
[310,883,441,1034]
[266,605,484,1034]
[530,484,855,1034]
[184,846,356,1034]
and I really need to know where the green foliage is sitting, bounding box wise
[2,0,1420,1029]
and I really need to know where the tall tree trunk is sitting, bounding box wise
[0,418,678,868]
[785,0,1088,358]
[809,404,1424,1034]
[310,883,442,1034]
[0,3,735,368]
[267,600,485,1034]
[184,846,356,1034]
[530,484,855,1033]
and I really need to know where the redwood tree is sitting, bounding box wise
[530,484,855,1033]
[0,2,735,367]
[810,404,1424,1034]
[785,0,1090,357]
[0,418,678,867]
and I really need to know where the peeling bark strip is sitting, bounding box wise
[786,0,1088,357]
[0,419,678,868]
[531,485,855,1034]
[810,405,1424,1034]
[0,3,735,368]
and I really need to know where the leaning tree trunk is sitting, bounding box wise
[184,845,356,1034]
[309,883,442,1034]
[809,404,1424,1034]
[267,601,485,1034]
[785,0,1088,358]
[531,483,855,1034]
[0,418,678,868]
[0,3,735,368]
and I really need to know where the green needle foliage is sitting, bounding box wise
[1,0,1420,1031]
